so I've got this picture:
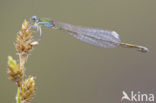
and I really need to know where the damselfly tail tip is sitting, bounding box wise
[137,46,149,53]
[119,42,149,53]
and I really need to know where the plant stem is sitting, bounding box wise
[16,87,20,103]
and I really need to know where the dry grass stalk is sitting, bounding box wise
[7,20,39,103]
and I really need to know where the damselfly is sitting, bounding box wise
[30,16,149,53]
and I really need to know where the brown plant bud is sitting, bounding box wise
[7,56,23,84]
[20,76,36,103]
[16,20,38,56]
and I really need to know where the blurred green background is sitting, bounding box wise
[0,0,155,103]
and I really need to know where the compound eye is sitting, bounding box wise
[31,16,37,22]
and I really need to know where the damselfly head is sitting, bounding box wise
[31,16,38,23]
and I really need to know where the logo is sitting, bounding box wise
[121,91,154,102]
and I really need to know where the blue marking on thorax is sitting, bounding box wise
[44,22,54,28]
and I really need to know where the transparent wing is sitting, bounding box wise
[54,21,121,48]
